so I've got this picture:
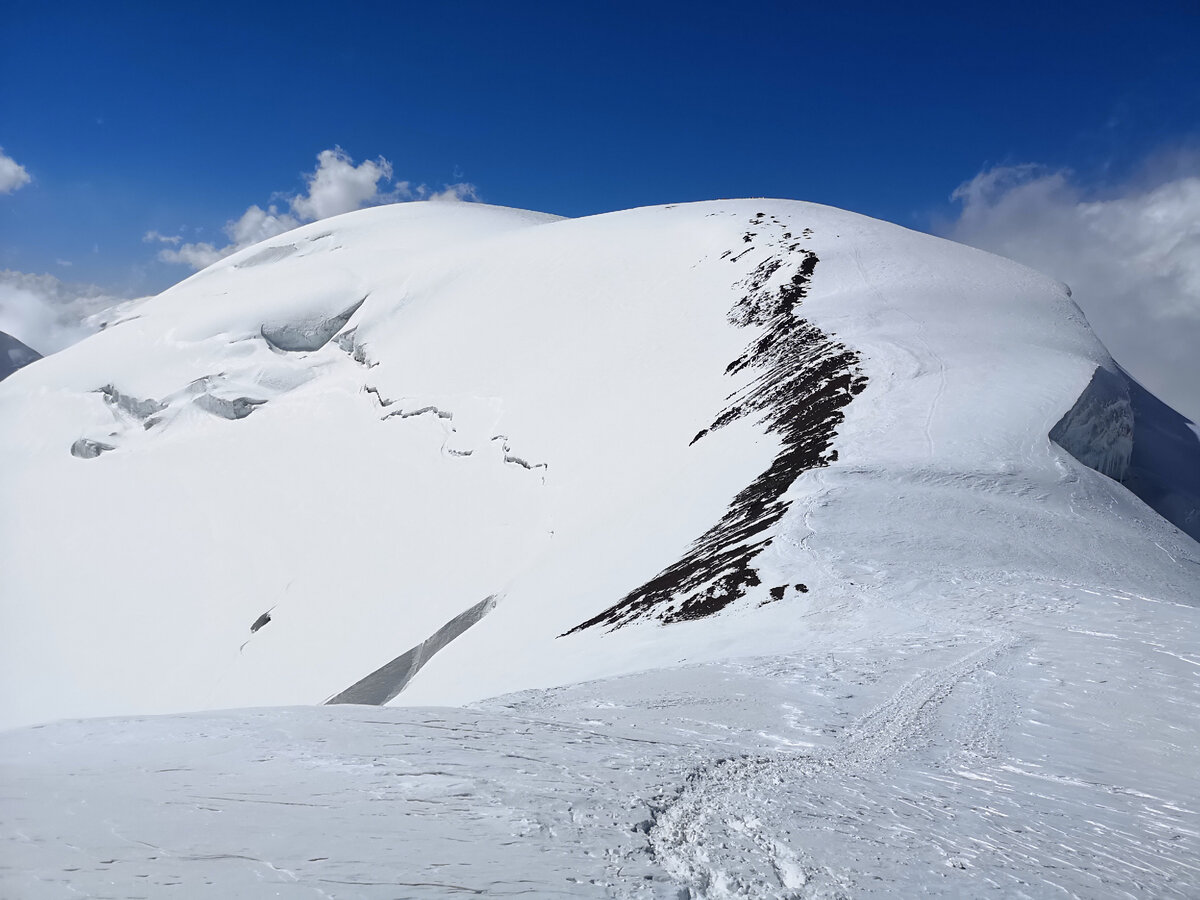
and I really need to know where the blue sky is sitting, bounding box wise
[1,0,1198,416]
[2,0,1195,286]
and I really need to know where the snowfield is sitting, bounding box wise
[2,199,1198,898]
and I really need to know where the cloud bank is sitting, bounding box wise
[0,148,32,194]
[0,270,144,356]
[153,148,477,270]
[944,163,1200,424]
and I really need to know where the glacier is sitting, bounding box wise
[1,199,1198,898]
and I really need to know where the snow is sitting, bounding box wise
[5,598,1199,897]
[1,198,1198,897]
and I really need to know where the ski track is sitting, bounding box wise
[6,617,1200,899]
[645,638,1017,899]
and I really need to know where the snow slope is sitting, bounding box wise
[2,198,1199,897]
[4,603,1199,898]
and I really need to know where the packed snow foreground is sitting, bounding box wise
[2,200,1198,898]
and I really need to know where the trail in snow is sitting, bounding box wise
[6,593,1199,899]
[647,638,1018,899]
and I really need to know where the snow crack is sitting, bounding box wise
[382,404,454,422]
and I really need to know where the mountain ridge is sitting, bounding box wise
[3,197,1199,899]
[0,198,1195,729]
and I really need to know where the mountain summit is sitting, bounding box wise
[1,199,1196,729]
[3,199,1199,897]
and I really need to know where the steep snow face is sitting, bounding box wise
[0,330,40,381]
[1049,366,1134,482]
[1049,363,1200,541]
[0,199,1197,731]
[1122,372,1200,541]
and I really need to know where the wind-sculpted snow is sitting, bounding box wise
[194,392,267,420]
[99,382,166,421]
[260,295,367,352]
[570,224,866,630]
[69,375,278,457]
[69,436,114,458]
[68,384,168,457]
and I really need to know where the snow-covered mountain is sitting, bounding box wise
[0,330,40,381]
[2,200,1198,898]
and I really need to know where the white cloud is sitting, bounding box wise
[944,163,1200,424]
[149,203,303,269]
[149,203,301,270]
[0,148,32,194]
[0,270,141,355]
[156,148,478,272]
[289,148,394,220]
[424,182,479,203]
[226,204,302,246]
[155,240,223,270]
